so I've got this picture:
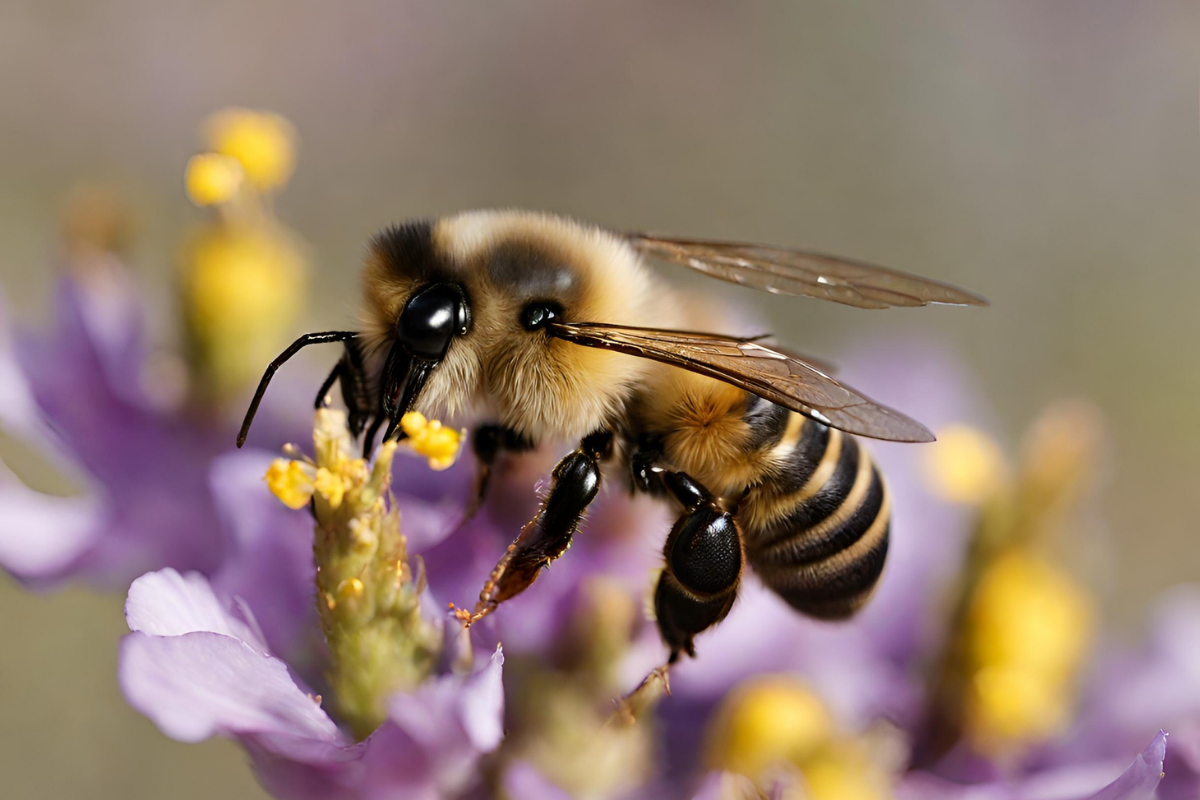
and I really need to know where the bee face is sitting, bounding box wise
[362,211,669,441]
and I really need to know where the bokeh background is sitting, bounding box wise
[1,1,1197,797]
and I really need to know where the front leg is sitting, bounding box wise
[458,429,613,625]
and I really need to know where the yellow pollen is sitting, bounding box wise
[923,424,1007,504]
[184,153,244,206]
[203,108,297,191]
[400,412,465,471]
[265,459,315,509]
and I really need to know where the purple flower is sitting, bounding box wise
[0,270,306,587]
[119,567,505,800]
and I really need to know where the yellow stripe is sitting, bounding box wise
[772,412,806,460]
[762,484,891,590]
[761,449,874,559]
[795,428,843,504]
[740,427,843,533]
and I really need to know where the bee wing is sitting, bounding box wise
[626,233,987,310]
[547,322,933,443]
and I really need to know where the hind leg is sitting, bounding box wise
[652,471,743,661]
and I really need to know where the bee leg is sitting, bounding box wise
[313,361,344,410]
[313,340,371,440]
[460,429,613,625]
[339,337,371,439]
[653,472,742,661]
[629,438,669,498]
[463,424,535,523]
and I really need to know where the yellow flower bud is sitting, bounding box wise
[203,108,297,191]
[265,459,315,509]
[923,424,1007,504]
[963,550,1094,755]
[706,676,834,780]
[184,153,244,207]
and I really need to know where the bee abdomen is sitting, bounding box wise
[741,417,891,620]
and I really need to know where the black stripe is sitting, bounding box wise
[761,524,889,618]
[742,397,791,452]
[771,419,831,495]
[760,435,859,548]
[761,466,884,565]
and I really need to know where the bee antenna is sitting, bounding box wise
[236,331,359,448]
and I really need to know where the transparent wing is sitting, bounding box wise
[547,322,933,442]
[626,233,987,310]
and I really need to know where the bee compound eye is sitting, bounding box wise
[521,302,562,331]
[399,283,468,359]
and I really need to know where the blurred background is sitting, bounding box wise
[0,1,1196,797]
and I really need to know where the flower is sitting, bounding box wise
[0,111,312,588]
[180,108,309,405]
[0,272,228,585]
[119,568,505,800]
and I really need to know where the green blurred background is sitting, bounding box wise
[1,1,1197,797]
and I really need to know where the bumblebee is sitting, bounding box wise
[238,210,984,661]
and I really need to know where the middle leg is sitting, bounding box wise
[458,428,613,624]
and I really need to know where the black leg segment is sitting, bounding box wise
[237,330,359,448]
[463,429,612,623]
[653,472,743,660]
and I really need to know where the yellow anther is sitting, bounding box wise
[338,578,365,600]
[923,424,1007,504]
[184,153,244,207]
[203,108,297,191]
[400,411,464,471]
[312,467,346,509]
[705,676,834,780]
[265,459,315,509]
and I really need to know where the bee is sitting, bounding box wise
[238,210,985,662]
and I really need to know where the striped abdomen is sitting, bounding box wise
[737,403,890,620]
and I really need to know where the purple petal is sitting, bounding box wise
[126,567,265,650]
[1082,731,1167,800]
[0,290,105,580]
[119,631,343,747]
[689,772,759,800]
[208,450,317,660]
[899,734,1168,800]
[502,762,574,800]
[0,466,100,578]
[355,647,505,798]
[388,645,505,754]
